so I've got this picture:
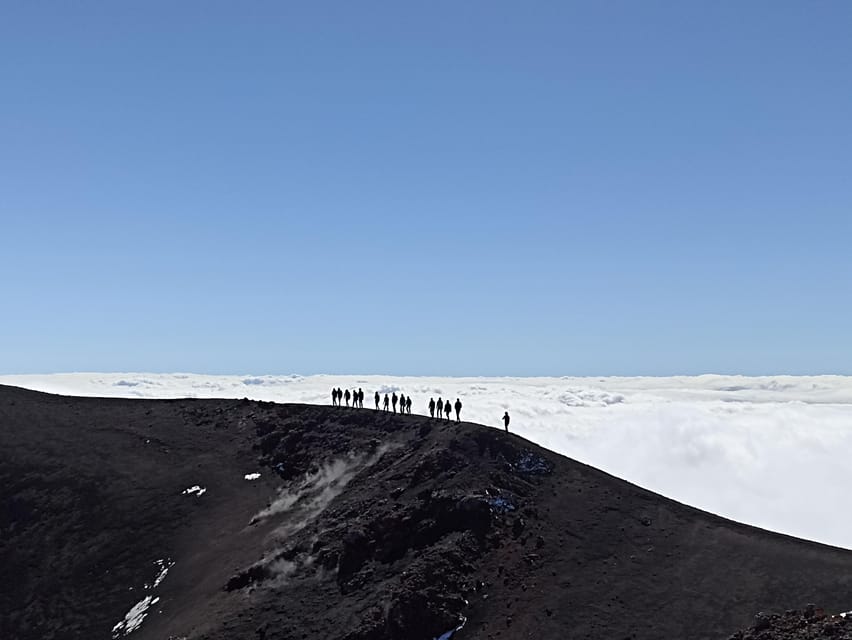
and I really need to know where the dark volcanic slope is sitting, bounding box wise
[2,385,852,640]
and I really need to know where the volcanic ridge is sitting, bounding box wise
[2,384,852,640]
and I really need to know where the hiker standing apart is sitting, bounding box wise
[375,391,380,410]
[428,397,436,418]
[503,411,510,432]
[454,398,462,422]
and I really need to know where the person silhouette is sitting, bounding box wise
[358,388,364,408]
[374,391,380,410]
[391,392,398,413]
[436,398,443,420]
[406,395,412,414]
[331,388,337,407]
[454,398,462,422]
[344,389,351,407]
[444,401,451,422]
[383,394,389,412]
[399,394,405,414]
[428,397,436,418]
[503,411,510,433]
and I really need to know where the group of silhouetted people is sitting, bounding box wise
[331,387,364,408]
[427,397,463,423]
[379,391,411,414]
[330,386,511,432]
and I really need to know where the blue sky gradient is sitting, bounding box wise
[2,2,850,375]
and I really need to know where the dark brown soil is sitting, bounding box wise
[2,384,852,640]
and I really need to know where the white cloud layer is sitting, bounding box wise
[4,372,852,549]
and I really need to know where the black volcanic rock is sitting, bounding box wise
[729,608,852,639]
[3,384,852,640]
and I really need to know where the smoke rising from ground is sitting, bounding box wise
[250,445,395,584]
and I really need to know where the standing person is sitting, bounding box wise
[344,389,351,407]
[399,394,405,414]
[444,401,452,422]
[392,392,398,413]
[503,411,510,432]
[436,398,444,420]
[406,396,412,414]
[428,397,436,418]
[383,394,390,412]
[358,388,364,408]
[374,391,380,410]
[454,398,462,422]
[331,388,337,407]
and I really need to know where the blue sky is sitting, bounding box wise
[1,1,850,376]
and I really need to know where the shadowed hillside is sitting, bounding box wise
[2,384,851,640]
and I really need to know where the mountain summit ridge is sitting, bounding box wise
[1,384,851,640]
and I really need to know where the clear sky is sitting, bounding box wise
[1,1,850,376]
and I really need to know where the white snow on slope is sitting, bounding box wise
[111,558,173,637]
[4,372,852,549]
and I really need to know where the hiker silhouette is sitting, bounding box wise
[331,388,337,407]
[454,398,462,422]
[344,389,351,407]
[383,394,389,411]
[503,411,510,432]
[399,394,406,414]
[391,392,398,413]
[358,388,364,408]
[436,398,444,420]
[444,401,452,421]
[405,396,412,414]
[428,397,435,418]
[374,391,380,410]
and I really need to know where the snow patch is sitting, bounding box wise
[245,473,261,481]
[111,595,159,637]
[434,616,467,640]
[182,485,206,497]
[111,559,173,637]
[152,559,174,588]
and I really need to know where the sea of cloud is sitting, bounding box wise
[4,372,852,549]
